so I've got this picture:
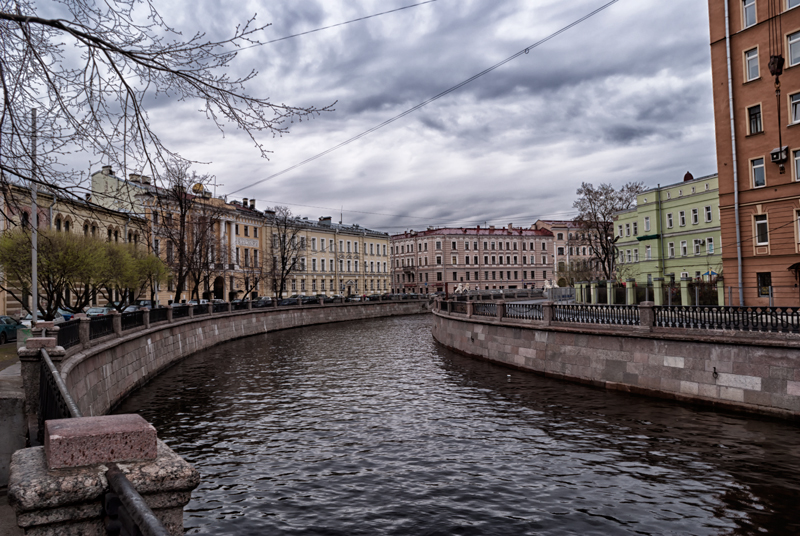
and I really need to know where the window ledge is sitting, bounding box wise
[745,131,765,138]
[743,76,761,85]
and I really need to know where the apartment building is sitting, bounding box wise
[532,220,601,286]
[613,173,722,284]
[708,0,800,305]
[390,225,554,294]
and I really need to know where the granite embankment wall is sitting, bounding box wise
[59,301,428,417]
[432,307,800,419]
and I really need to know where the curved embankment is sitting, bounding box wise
[431,308,800,419]
[61,301,429,417]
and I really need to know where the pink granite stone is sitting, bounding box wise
[25,337,57,349]
[44,414,157,470]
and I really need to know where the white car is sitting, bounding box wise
[20,311,65,328]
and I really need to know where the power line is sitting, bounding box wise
[265,1,440,44]
[228,0,620,197]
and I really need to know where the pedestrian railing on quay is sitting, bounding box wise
[57,319,81,349]
[193,304,209,316]
[554,304,640,326]
[232,301,249,311]
[121,311,144,331]
[213,302,229,313]
[90,315,115,340]
[171,305,190,320]
[451,301,468,314]
[473,302,497,317]
[655,305,800,333]
[505,303,543,320]
[149,307,169,324]
[37,348,81,443]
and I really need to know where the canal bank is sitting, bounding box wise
[115,315,800,534]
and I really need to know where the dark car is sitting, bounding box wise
[366,294,382,301]
[0,315,20,344]
[86,306,114,317]
[316,295,334,303]
[254,297,273,308]
[300,296,318,305]
[279,298,299,306]
[123,305,148,313]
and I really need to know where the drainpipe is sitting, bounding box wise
[725,0,744,305]
[48,194,57,229]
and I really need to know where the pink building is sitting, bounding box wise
[390,224,554,294]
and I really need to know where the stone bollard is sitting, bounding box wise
[247,299,253,310]
[75,314,90,348]
[496,301,505,320]
[8,414,200,535]
[142,308,151,329]
[541,301,554,326]
[18,331,66,429]
[187,304,194,319]
[319,297,325,306]
[207,303,213,316]
[639,301,655,331]
[467,301,474,318]
[110,309,122,337]
[166,304,174,323]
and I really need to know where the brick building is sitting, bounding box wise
[708,0,800,305]
[390,225,554,294]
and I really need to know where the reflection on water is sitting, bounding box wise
[116,315,800,535]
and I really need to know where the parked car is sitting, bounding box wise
[58,307,80,321]
[279,297,299,306]
[300,295,318,305]
[366,294,382,301]
[20,311,65,328]
[0,315,20,344]
[254,297,273,307]
[316,295,334,303]
[86,306,113,317]
[123,305,148,313]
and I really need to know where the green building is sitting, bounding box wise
[613,173,722,285]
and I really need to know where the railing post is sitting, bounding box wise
[207,303,213,315]
[247,299,253,310]
[111,310,122,337]
[590,281,598,304]
[166,305,174,323]
[319,297,325,305]
[680,277,691,306]
[142,308,151,329]
[639,301,655,331]
[446,300,452,314]
[653,278,664,306]
[716,276,725,306]
[496,301,505,320]
[626,278,636,305]
[187,304,194,319]
[607,280,615,305]
[76,314,90,348]
[466,301,474,318]
[542,301,553,326]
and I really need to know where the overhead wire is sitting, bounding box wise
[227,0,620,197]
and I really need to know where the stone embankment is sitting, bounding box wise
[432,300,800,419]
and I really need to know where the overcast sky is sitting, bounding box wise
[143,0,716,233]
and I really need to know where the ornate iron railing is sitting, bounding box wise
[57,319,81,349]
[505,303,543,320]
[473,302,497,317]
[655,305,800,333]
[89,315,115,339]
[171,305,190,320]
[553,304,640,326]
[451,301,468,314]
[213,302,229,313]
[121,311,144,331]
[193,304,209,316]
[149,307,169,324]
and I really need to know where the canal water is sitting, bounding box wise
[116,315,800,535]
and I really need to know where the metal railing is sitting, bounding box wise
[232,301,249,311]
[213,302,229,313]
[655,305,800,333]
[473,302,497,317]
[451,301,468,314]
[553,304,640,326]
[193,304,209,316]
[38,348,82,442]
[505,303,543,320]
[171,305,190,320]
[57,319,81,349]
[149,307,169,324]
[121,311,144,331]
[90,315,115,339]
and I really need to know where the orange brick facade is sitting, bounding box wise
[709,0,800,305]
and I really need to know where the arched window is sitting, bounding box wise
[21,212,29,228]
[64,220,70,232]
[55,218,62,231]
[84,224,89,235]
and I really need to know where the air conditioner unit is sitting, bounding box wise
[771,146,788,164]
[699,239,705,245]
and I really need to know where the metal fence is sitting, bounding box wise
[37,348,81,443]
[232,301,249,311]
[57,319,81,349]
[171,305,190,320]
[553,304,640,326]
[121,311,144,331]
[150,307,169,324]
[473,302,497,317]
[504,303,543,320]
[89,315,115,340]
[213,302,229,313]
[451,301,468,314]
[193,304,209,316]
[655,305,800,333]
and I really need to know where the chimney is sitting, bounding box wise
[249,199,255,209]
[242,197,248,207]
[508,223,513,230]
[129,174,141,183]
[489,225,495,230]
[102,165,113,176]
[684,171,694,182]
[141,176,151,185]
[319,216,332,226]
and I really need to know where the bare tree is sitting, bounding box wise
[268,206,305,299]
[573,181,644,280]
[0,0,334,205]
[186,202,224,301]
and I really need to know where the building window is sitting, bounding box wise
[681,241,688,256]
[668,242,675,258]
[755,214,769,244]
[707,237,715,254]
[748,104,762,133]
[692,208,699,225]
[618,225,623,237]
[757,272,772,296]
[644,217,650,232]
[667,213,673,228]
[645,245,651,260]
[743,0,756,28]
[705,206,713,222]
[633,249,639,262]
[693,239,702,255]
[791,0,800,9]
[679,211,686,227]
[790,31,800,66]
[752,157,766,187]
[791,93,800,124]
[625,223,631,236]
